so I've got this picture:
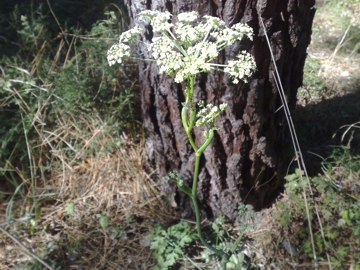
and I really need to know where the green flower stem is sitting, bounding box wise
[182,76,198,152]
[191,126,214,195]
[191,196,228,267]
[178,185,193,198]
[181,106,189,131]
[182,106,198,151]
[197,125,214,154]
[191,153,201,196]
[179,75,228,266]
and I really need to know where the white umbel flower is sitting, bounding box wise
[177,11,199,23]
[119,26,142,43]
[224,51,256,83]
[139,10,173,32]
[107,10,256,84]
[107,43,131,66]
[196,101,228,127]
[107,27,141,66]
[212,23,253,49]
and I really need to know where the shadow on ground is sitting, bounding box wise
[292,88,360,176]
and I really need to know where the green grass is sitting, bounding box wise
[314,0,360,54]
[0,2,138,186]
[0,2,144,269]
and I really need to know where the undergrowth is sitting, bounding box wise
[0,3,138,191]
[0,2,159,269]
[275,147,360,268]
[148,204,257,269]
[298,57,325,102]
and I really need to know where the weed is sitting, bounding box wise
[96,213,111,229]
[275,147,360,267]
[148,222,198,270]
[148,214,252,269]
[0,3,149,269]
[0,3,138,196]
[64,202,75,216]
[202,211,253,269]
[298,57,325,102]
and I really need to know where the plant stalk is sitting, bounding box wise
[179,75,229,269]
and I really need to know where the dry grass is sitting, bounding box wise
[0,110,177,269]
[0,6,179,268]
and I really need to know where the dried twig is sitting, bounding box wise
[0,226,55,270]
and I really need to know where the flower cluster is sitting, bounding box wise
[211,23,254,49]
[196,101,228,127]
[138,10,173,32]
[107,10,256,84]
[107,27,141,66]
[224,51,256,84]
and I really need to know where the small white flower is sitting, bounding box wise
[224,51,256,83]
[203,15,226,30]
[174,23,202,44]
[219,103,227,111]
[107,27,141,66]
[139,10,173,32]
[178,11,199,23]
[231,23,254,41]
[149,36,183,75]
[212,23,254,49]
[107,43,131,66]
[196,102,228,126]
[119,27,142,43]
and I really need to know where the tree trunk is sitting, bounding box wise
[126,0,315,221]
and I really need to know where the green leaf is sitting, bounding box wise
[158,243,166,255]
[65,202,76,215]
[321,209,332,220]
[339,209,351,224]
[97,213,110,229]
[212,223,219,233]
[151,239,159,249]
[353,225,360,236]
[325,229,338,240]
[180,235,193,246]
[166,252,178,265]
[337,218,346,227]
[336,246,349,257]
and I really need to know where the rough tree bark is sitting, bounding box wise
[126,0,315,221]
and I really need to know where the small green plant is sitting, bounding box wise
[275,148,360,267]
[201,215,250,269]
[108,10,256,269]
[237,204,257,232]
[148,222,198,270]
[299,57,324,98]
[13,238,62,270]
[297,56,328,105]
[274,169,309,226]
[65,202,76,216]
[318,0,360,54]
[96,213,111,229]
